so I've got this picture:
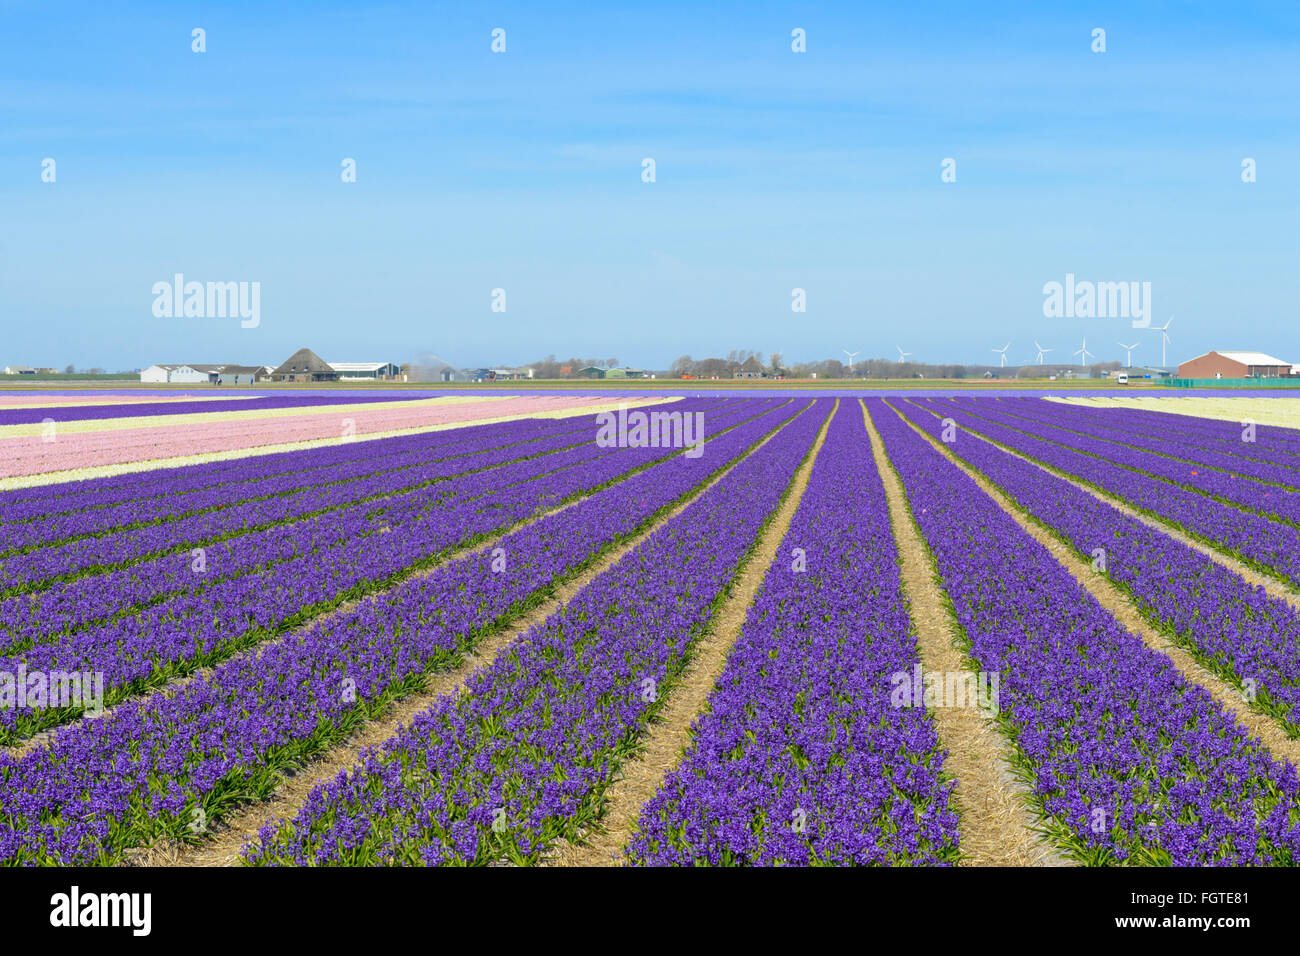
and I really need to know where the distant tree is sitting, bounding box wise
[670,355,694,376]
[696,357,732,378]
[528,354,561,378]
[63,364,75,374]
[724,349,762,367]
[813,359,844,379]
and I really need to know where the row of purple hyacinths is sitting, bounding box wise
[896,399,1300,732]
[0,398,808,864]
[242,400,831,865]
[988,399,1300,490]
[955,399,1300,527]
[0,409,631,581]
[1,424,590,592]
[1025,398,1300,462]
[867,399,1300,865]
[627,402,959,866]
[928,400,1300,589]
[0,410,602,525]
[1,399,735,632]
[0,399,764,742]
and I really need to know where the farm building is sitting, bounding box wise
[2,366,36,375]
[270,348,339,383]
[329,362,403,381]
[140,363,273,384]
[471,367,533,381]
[213,365,272,385]
[140,364,226,384]
[581,365,646,380]
[734,357,766,379]
[1177,351,1292,379]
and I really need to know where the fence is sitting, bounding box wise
[1162,377,1300,389]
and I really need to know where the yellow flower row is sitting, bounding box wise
[1052,395,1300,431]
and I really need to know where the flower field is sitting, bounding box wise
[4,389,1300,867]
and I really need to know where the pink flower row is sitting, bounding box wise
[0,396,622,478]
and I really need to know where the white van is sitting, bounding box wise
[1117,373,1129,385]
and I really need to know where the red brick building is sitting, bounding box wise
[1177,350,1292,379]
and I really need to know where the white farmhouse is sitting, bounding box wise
[329,361,403,381]
[140,363,268,384]
[140,364,214,384]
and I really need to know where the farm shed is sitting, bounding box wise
[1177,351,1291,379]
[271,348,339,383]
[329,362,402,381]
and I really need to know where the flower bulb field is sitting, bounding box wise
[4,387,1300,871]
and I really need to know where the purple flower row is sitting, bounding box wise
[895,399,1300,731]
[0,398,805,863]
[628,402,959,866]
[0,403,662,526]
[991,398,1300,491]
[949,399,1300,526]
[868,398,1300,865]
[1,429,606,645]
[1045,399,1300,460]
[931,399,1300,589]
[2,400,732,590]
[0,400,775,742]
[0,413,602,548]
[0,422,596,589]
[241,401,831,866]
[0,400,735,634]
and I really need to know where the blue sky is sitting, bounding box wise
[1,0,1298,370]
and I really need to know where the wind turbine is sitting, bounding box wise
[992,343,1011,368]
[1117,341,1139,368]
[1074,336,1093,369]
[896,346,912,364]
[1034,340,1053,366]
[842,349,859,373]
[1151,317,1173,367]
